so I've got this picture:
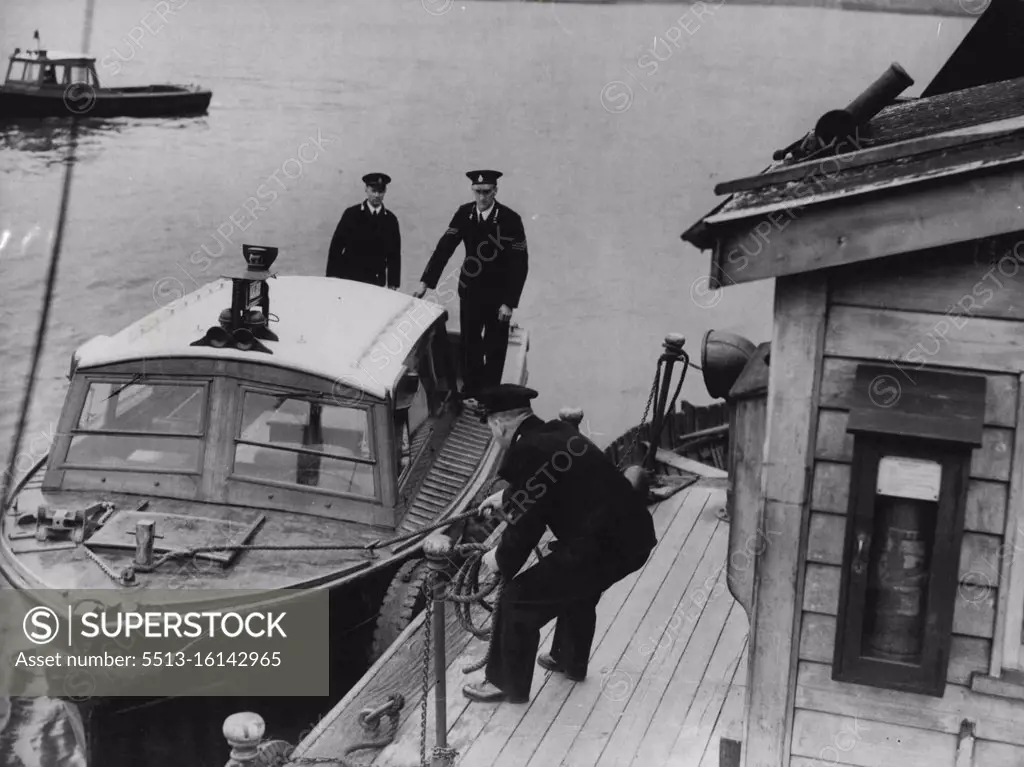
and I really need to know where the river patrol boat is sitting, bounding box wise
[1,45,211,119]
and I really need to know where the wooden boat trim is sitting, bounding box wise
[0,323,529,597]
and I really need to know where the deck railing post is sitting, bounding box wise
[221,712,265,767]
[422,533,453,765]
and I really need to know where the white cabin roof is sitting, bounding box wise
[73,276,448,400]
[15,50,95,63]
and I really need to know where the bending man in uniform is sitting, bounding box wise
[463,384,658,704]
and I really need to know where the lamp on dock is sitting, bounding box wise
[700,330,756,400]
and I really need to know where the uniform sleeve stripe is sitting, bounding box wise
[445,227,458,235]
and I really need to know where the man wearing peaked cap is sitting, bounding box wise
[462,386,658,704]
[326,173,401,289]
[413,170,529,400]
[474,383,539,423]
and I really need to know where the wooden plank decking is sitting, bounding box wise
[288,482,748,767]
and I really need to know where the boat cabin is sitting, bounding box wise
[4,48,99,89]
[43,270,460,530]
[683,55,1024,767]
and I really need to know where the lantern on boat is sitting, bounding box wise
[191,244,279,353]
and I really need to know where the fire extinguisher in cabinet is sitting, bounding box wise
[865,496,933,662]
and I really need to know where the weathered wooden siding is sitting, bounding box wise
[726,394,767,619]
[788,251,1024,767]
[739,274,828,767]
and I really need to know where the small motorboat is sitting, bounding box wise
[0,243,529,707]
[0,46,211,119]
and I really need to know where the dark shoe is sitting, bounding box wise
[537,653,586,682]
[463,681,528,704]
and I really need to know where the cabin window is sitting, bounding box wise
[69,66,93,86]
[63,379,208,473]
[11,63,41,83]
[232,391,377,499]
[394,372,432,479]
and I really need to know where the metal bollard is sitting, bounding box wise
[643,334,688,472]
[558,407,584,429]
[134,520,155,567]
[422,533,453,764]
[222,712,265,767]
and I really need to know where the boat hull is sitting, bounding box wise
[0,86,212,119]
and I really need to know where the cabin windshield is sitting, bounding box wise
[65,379,208,472]
[7,60,94,85]
[232,392,377,499]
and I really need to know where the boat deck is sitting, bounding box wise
[288,482,748,767]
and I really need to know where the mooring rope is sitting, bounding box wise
[1,0,97,512]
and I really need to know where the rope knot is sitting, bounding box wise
[356,693,405,732]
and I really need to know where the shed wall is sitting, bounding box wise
[788,249,1024,767]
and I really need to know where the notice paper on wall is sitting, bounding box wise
[876,456,942,502]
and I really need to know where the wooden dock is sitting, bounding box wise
[287,481,748,767]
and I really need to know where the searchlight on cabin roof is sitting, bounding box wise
[190,244,280,354]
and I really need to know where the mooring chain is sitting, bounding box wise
[420,591,431,767]
[417,569,464,767]
[80,545,136,586]
[616,363,662,470]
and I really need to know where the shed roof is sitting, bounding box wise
[73,276,448,400]
[683,0,1024,288]
[684,76,1024,242]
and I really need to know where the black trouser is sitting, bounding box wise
[485,546,651,700]
[459,297,510,395]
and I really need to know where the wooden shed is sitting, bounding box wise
[681,21,1024,767]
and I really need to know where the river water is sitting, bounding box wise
[0,0,972,764]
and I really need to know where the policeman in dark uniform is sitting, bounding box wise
[412,171,529,399]
[463,384,658,704]
[326,173,401,289]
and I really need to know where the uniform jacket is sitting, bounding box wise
[326,201,401,288]
[419,201,528,308]
[493,416,657,579]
